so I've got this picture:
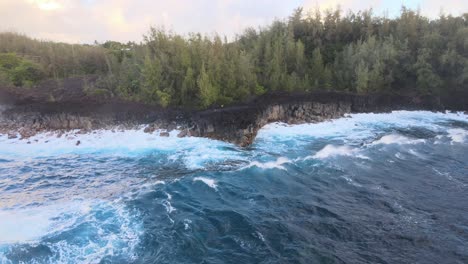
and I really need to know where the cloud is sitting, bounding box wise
[0,0,466,44]
[302,0,468,17]
[26,0,63,11]
[419,0,468,18]
[0,0,301,44]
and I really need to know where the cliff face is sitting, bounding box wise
[0,99,182,139]
[0,90,464,146]
[188,92,447,146]
[189,101,352,146]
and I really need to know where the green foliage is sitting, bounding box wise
[10,60,45,86]
[0,52,45,86]
[197,63,217,108]
[414,49,442,93]
[0,53,21,69]
[310,48,324,90]
[1,7,467,107]
[0,32,109,79]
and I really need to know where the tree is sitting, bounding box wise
[414,48,442,94]
[310,47,324,89]
[197,63,217,108]
[181,67,196,106]
[355,61,369,93]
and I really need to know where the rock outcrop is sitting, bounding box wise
[187,92,446,146]
[0,90,465,146]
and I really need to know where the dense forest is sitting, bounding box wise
[0,7,467,109]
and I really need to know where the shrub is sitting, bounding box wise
[0,53,21,70]
[0,53,45,87]
[10,61,45,87]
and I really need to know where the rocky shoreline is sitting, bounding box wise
[0,89,466,146]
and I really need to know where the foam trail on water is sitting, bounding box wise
[246,157,291,170]
[310,145,359,159]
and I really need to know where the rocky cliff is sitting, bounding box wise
[187,92,446,146]
[0,90,465,146]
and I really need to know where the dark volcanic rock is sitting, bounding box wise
[186,92,451,146]
[160,131,170,137]
[1,87,466,146]
[144,124,158,134]
[177,129,190,138]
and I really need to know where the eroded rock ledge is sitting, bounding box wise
[187,92,448,146]
[0,91,465,146]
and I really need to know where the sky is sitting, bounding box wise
[0,0,466,44]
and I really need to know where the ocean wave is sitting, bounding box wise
[0,127,246,170]
[0,199,142,263]
[244,157,291,170]
[447,129,468,144]
[371,134,425,145]
[309,145,359,159]
[257,111,467,145]
[193,177,217,189]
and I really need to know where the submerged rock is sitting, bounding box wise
[144,124,158,134]
[177,129,190,138]
[160,131,170,137]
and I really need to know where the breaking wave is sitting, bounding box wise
[0,110,467,263]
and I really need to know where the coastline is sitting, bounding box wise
[1,87,466,146]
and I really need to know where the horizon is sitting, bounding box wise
[1,0,467,44]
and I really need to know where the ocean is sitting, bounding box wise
[0,111,467,263]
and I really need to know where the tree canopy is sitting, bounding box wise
[0,7,467,109]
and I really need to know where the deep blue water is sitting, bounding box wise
[0,111,467,264]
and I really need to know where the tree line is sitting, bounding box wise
[0,7,467,109]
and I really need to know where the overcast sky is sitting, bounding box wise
[0,0,466,44]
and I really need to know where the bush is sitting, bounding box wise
[0,70,10,86]
[0,53,45,87]
[10,61,45,86]
[0,53,21,70]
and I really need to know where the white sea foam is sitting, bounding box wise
[163,200,176,213]
[395,152,405,159]
[246,157,291,170]
[162,192,176,214]
[0,198,142,263]
[371,134,425,145]
[447,128,468,143]
[0,201,89,244]
[0,111,465,169]
[0,127,245,170]
[311,145,359,159]
[183,219,192,230]
[193,177,217,189]
[257,111,468,145]
[341,176,363,187]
